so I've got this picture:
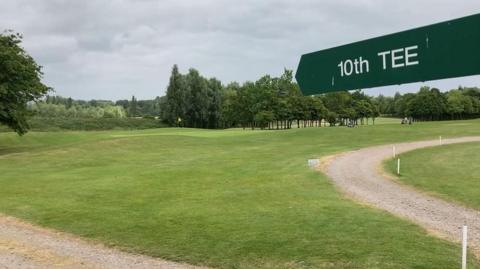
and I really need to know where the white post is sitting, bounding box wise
[462,225,468,269]
[397,158,400,175]
[393,145,396,158]
[440,136,442,145]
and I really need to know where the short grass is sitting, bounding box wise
[1,119,480,268]
[373,116,403,125]
[385,141,480,210]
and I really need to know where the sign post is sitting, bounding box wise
[296,13,480,95]
[397,158,400,175]
[462,225,468,269]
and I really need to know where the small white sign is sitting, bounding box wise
[308,159,320,168]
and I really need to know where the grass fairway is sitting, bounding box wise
[1,119,480,268]
[385,141,480,210]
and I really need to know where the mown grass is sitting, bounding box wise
[1,119,480,268]
[385,141,480,210]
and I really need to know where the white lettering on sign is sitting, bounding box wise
[344,59,353,76]
[378,45,419,70]
[405,46,419,66]
[338,57,369,77]
[391,48,404,68]
[337,45,419,77]
[377,51,390,70]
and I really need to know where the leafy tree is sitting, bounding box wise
[374,94,394,115]
[0,31,49,134]
[370,104,380,125]
[115,99,129,110]
[129,96,137,117]
[165,65,187,125]
[408,87,447,121]
[326,111,338,126]
[446,90,465,119]
[66,97,73,109]
[220,82,241,128]
[185,69,209,128]
[322,91,353,126]
[207,78,223,129]
[307,96,327,127]
[104,105,126,118]
[254,111,274,129]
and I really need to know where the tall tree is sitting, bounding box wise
[0,31,49,134]
[206,78,223,129]
[129,95,137,117]
[185,69,209,128]
[165,65,186,126]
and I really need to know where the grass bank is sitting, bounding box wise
[385,141,480,210]
[1,119,480,268]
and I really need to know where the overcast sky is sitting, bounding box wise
[1,1,480,100]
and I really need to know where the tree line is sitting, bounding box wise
[373,86,480,121]
[32,95,126,118]
[163,65,380,129]
[3,28,480,135]
[22,95,167,131]
[31,95,167,119]
[115,96,165,118]
[23,67,480,132]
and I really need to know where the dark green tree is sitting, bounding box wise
[165,65,186,126]
[0,31,49,134]
[185,69,209,128]
[129,95,137,117]
[207,78,223,129]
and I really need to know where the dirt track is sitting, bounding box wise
[0,214,208,269]
[321,136,480,254]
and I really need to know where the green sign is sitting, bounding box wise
[295,13,480,95]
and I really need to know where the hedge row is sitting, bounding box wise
[1,117,167,132]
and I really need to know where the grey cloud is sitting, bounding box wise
[1,0,479,100]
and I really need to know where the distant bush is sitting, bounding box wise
[30,102,127,119]
[1,117,167,132]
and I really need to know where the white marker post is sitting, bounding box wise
[397,158,401,175]
[462,225,468,269]
[393,145,396,158]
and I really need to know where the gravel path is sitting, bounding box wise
[0,214,210,269]
[321,136,480,255]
